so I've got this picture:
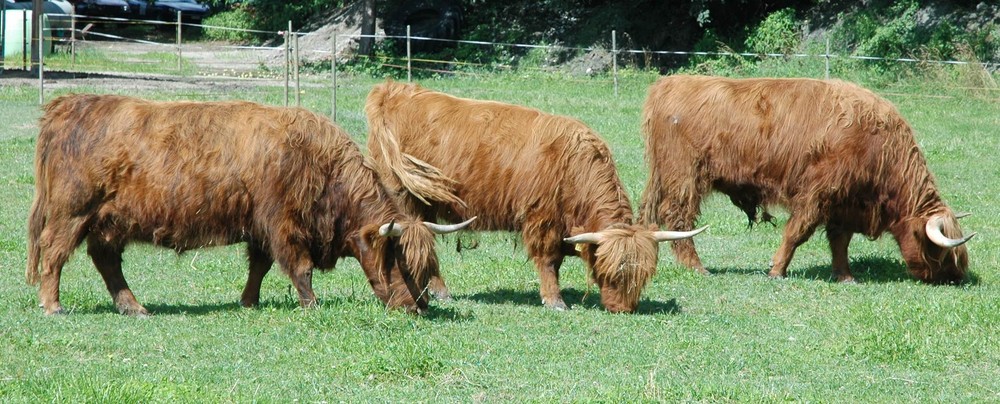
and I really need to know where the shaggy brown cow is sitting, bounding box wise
[639,75,975,283]
[365,81,706,313]
[26,94,471,316]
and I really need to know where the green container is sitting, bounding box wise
[1,9,52,59]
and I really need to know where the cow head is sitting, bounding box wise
[566,224,708,313]
[356,217,475,313]
[893,212,974,284]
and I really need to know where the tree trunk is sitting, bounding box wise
[358,0,376,56]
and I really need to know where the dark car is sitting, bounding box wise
[73,0,131,20]
[126,0,209,24]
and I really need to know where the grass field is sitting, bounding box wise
[1,70,998,402]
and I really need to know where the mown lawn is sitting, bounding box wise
[0,70,997,402]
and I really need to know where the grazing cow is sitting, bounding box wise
[365,81,706,313]
[639,75,975,283]
[26,94,471,316]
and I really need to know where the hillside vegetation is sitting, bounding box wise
[203,0,1000,76]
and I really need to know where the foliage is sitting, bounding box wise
[853,1,920,61]
[198,0,346,35]
[202,8,259,43]
[337,39,410,79]
[744,8,800,55]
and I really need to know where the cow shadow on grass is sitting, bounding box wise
[142,302,244,315]
[710,255,981,285]
[2,70,145,81]
[73,301,243,316]
[461,288,681,315]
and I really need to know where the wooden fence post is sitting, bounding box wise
[294,32,300,107]
[284,21,290,107]
[406,25,412,82]
[176,11,182,71]
[331,32,337,120]
[612,30,618,97]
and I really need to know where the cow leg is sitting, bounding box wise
[87,237,147,316]
[644,178,708,273]
[534,254,567,310]
[37,216,90,315]
[667,203,708,274]
[827,231,856,283]
[767,209,821,279]
[273,246,318,308]
[240,244,273,308]
[523,218,569,310]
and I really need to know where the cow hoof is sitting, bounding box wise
[544,300,569,311]
[838,277,857,284]
[119,306,150,317]
[766,270,787,279]
[44,306,66,316]
[239,299,260,308]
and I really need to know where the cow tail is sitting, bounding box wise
[638,172,662,226]
[25,97,68,286]
[25,141,49,286]
[638,116,661,226]
[365,89,466,208]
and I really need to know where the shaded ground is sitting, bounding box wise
[0,68,285,93]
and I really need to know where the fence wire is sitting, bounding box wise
[2,13,998,108]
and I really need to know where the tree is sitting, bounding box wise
[358,0,375,56]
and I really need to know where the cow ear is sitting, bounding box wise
[359,224,384,247]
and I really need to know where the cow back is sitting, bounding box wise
[367,81,633,233]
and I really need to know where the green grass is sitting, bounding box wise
[1,69,998,402]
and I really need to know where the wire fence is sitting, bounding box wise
[2,11,998,110]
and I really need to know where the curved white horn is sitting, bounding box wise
[424,216,478,234]
[564,232,605,245]
[379,220,405,237]
[925,216,975,248]
[652,225,709,242]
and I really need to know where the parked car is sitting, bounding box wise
[72,0,131,20]
[126,0,209,24]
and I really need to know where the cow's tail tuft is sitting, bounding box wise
[365,83,467,208]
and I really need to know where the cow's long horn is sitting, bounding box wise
[564,232,605,245]
[424,216,478,234]
[652,225,709,242]
[955,212,971,219]
[379,219,404,237]
[925,215,975,248]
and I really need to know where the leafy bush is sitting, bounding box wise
[246,0,345,33]
[200,0,345,40]
[745,8,800,56]
[855,1,919,60]
[202,8,259,43]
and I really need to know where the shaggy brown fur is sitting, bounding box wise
[365,80,694,313]
[26,94,442,316]
[639,75,972,283]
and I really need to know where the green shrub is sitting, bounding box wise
[855,1,919,60]
[202,9,259,43]
[745,8,800,56]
